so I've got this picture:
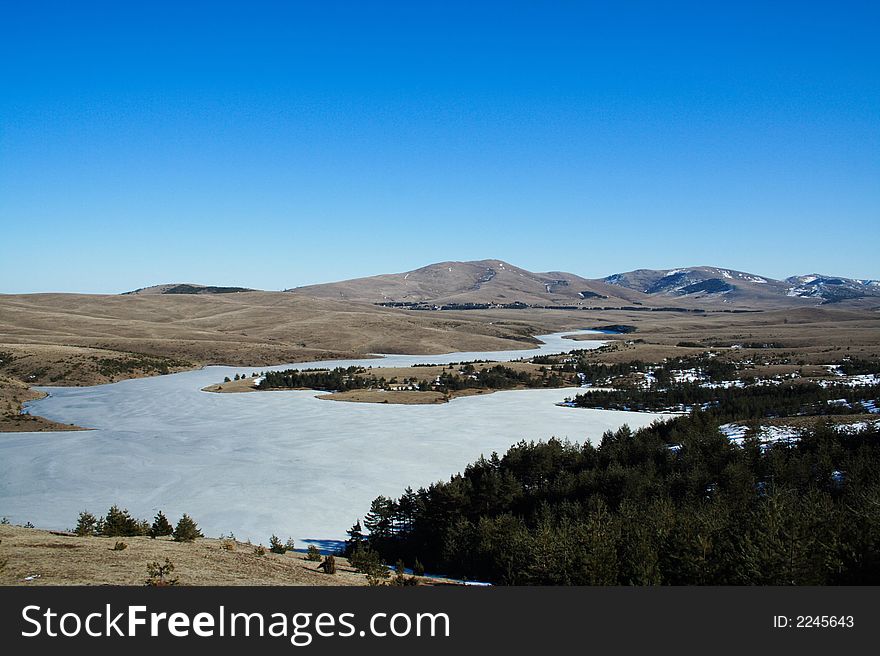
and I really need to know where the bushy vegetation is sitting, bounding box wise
[145,558,179,586]
[432,365,567,392]
[837,358,880,376]
[573,381,880,417]
[318,555,336,574]
[260,366,384,392]
[260,363,574,394]
[93,354,191,378]
[351,415,880,584]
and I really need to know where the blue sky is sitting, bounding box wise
[1,1,878,293]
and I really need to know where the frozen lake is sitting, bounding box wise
[0,331,669,547]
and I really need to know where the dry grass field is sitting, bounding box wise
[0,525,454,586]
[0,292,542,368]
[0,375,86,432]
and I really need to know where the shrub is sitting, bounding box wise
[74,511,98,537]
[350,546,389,581]
[220,540,235,551]
[269,535,286,554]
[390,560,419,586]
[172,514,203,543]
[150,511,173,538]
[412,558,425,577]
[306,545,322,561]
[318,555,336,574]
[254,545,267,556]
[112,541,128,551]
[145,558,179,586]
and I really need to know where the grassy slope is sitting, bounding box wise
[0,525,452,586]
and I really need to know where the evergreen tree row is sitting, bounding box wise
[74,507,203,542]
[572,380,879,417]
[347,416,880,584]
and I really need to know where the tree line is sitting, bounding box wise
[74,506,203,542]
[260,366,383,392]
[572,381,880,417]
[346,413,880,584]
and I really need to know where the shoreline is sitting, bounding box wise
[5,330,596,432]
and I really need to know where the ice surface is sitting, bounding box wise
[0,331,669,546]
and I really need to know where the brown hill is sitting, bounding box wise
[0,291,546,386]
[286,260,880,310]
[287,259,645,307]
[123,283,258,295]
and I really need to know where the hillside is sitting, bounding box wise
[603,266,880,306]
[287,260,880,310]
[0,291,543,379]
[785,274,880,303]
[0,525,368,586]
[123,283,258,295]
[288,259,650,307]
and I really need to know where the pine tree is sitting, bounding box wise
[345,519,365,555]
[150,511,173,538]
[102,505,140,537]
[269,534,286,554]
[172,514,203,542]
[74,511,97,537]
[364,496,396,539]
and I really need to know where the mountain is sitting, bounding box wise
[602,266,880,305]
[126,263,880,309]
[600,266,793,305]
[289,261,880,310]
[784,274,880,304]
[286,259,643,307]
[123,284,258,295]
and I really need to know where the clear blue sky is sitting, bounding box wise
[1,1,878,293]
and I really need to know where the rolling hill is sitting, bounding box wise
[603,266,880,306]
[285,260,880,309]
[123,283,259,295]
[286,259,646,307]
